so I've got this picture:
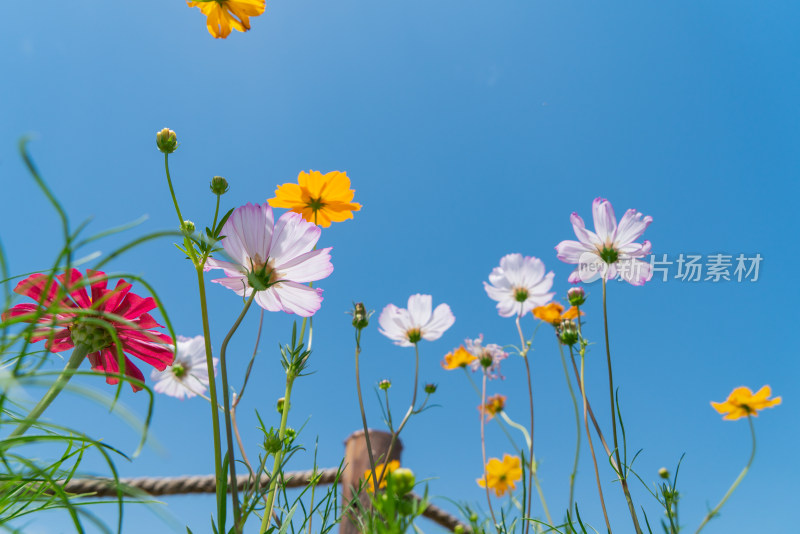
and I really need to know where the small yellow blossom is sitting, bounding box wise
[476,454,522,497]
[441,346,478,370]
[363,460,400,493]
[479,394,506,420]
[533,302,583,326]
[268,170,362,228]
[187,0,266,39]
[711,385,781,420]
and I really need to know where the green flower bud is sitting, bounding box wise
[658,467,669,480]
[210,176,229,195]
[567,287,586,306]
[276,397,289,414]
[454,526,465,534]
[182,220,195,234]
[424,383,437,394]
[379,379,392,390]
[558,320,579,346]
[156,128,178,154]
[264,431,281,454]
[390,467,415,495]
[351,302,371,330]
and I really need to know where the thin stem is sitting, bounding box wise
[569,350,614,460]
[602,278,642,533]
[163,154,184,226]
[260,372,296,533]
[219,293,256,532]
[516,315,534,534]
[354,328,378,498]
[577,345,611,533]
[480,371,499,530]
[195,266,224,532]
[8,344,89,439]
[558,341,581,512]
[695,416,757,533]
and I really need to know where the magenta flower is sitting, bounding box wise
[555,197,652,285]
[483,254,555,318]
[2,269,173,391]
[204,203,333,317]
[378,294,455,347]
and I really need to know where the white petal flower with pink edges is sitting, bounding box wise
[151,335,217,400]
[483,254,555,318]
[378,294,455,347]
[555,197,652,286]
[204,202,333,317]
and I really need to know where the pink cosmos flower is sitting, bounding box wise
[555,198,652,285]
[465,335,508,380]
[204,203,333,317]
[483,254,555,318]
[2,269,173,391]
[378,294,455,347]
[151,335,217,400]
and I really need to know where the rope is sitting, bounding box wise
[63,470,470,532]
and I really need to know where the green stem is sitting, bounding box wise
[219,293,256,532]
[558,341,581,513]
[695,416,757,533]
[8,344,90,439]
[354,329,378,496]
[602,278,642,534]
[260,372,296,533]
[195,266,224,531]
[515,315,534,534]
[480,372,499,531]
[164,154,184,226]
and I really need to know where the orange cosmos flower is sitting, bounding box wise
[532,302,584,326]
[476,454,522,497]
[187,0,266,39]
[268,170,362,228]
[441,346,478,370]
[363,460,400,493]
[480,394,506,420]
[711,385,781,420]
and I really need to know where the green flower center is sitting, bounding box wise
[407,328,422,344]
[308,197,325,212]
[514,288,529,303]
[599,246,619,264]
[70,319,114,353]
[172,363,186,379]
[247,254,279,291]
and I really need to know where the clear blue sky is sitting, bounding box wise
[3,1,799,532]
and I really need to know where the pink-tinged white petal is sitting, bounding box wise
[569,213,601,247]
[617,259,652,286]
[592,198,617,242]
[204,257,246,276]
[276,247,333,283]
[150,335,217,400]
[422,303,455,341]
[614,209,653,246]
[269,212,321,266]
[212,275,249,296]
[407,294,433,326]
[222,203,274,266]
[485,254,555,317]
[253,287,284,313]
[271,282,324,317]
[378,304,413,346]
[555,240,593,264]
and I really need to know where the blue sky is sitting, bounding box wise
[3,1,799,532]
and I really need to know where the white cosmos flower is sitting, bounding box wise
[483,254,555,318]
[204,202,334,317]
[378,294,455,347]
[150,335,217,400]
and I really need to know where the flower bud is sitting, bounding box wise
[379,379,392,390]
[264,430,282,454]
[658,467,669,480]
[156,128,178,154]
[389,467,415,496]
[558,320,579,346]
[210,176,229,195]
[181,220,195,234]
[454,527,465,534]
[276,397,289,414]
[567,287,586,306]
[424,383,437,394]
[351,302,370,330]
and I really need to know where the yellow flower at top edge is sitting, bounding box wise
[480,394,506,420]
[441,346,478,370]
[711,385,781,421]
[363,460,400,493]
[187,0,266,39]
[268,170,362,228]
[532,302,584,326]
[476,454,522,497]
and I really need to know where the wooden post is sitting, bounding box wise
[340,429,402,534]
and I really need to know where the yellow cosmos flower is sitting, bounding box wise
[711,385,781,420]
[480,394,506,420]
[532,302,583,326]
[441,346,478,370]
[476,454,522,497]
[268,170,362,228]
[187,0,266,39]
[363,460,400,493]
